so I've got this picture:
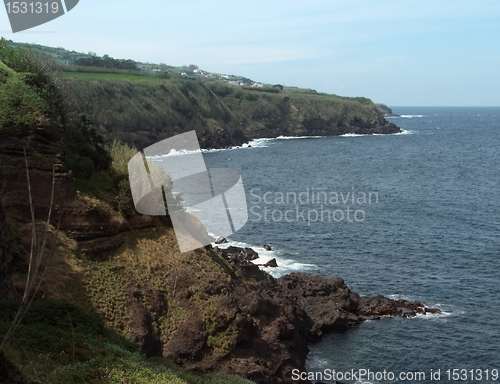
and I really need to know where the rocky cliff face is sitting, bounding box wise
[68,78,401,150]
[222,93,401,142]
[1,54,418,383]
[0,125,437,384]
[109,242,438,384]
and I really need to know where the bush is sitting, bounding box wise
[108,140,138,176]
[0,38,70,125]
[65,114,112,179]
[117,178,134,218]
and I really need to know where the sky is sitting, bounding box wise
[1,0,499,106]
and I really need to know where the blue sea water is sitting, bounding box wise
[202,107,500,383]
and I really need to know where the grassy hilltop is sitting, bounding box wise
[5,40,399,150]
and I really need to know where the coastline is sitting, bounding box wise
[204,242,441,383]
[199,119,402,150]
[0,119,438,384]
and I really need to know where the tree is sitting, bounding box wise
[273,84,284,93]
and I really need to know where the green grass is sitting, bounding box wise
[63,71,167,82]
[0,300,255,384]
[0,60,49,130]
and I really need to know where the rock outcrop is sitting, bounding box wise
[0,124,157,258]
[148,245,439,384]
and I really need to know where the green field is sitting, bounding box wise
[63,71,167,82]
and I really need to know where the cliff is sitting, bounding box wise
[0,123,437,383]
[376,103,400,117]
[0,46,430,384]
[68,76,400,150]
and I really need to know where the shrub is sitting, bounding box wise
[108,140,137,176]
[117,178,134,218]
[0,38,70,125]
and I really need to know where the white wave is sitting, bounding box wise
[211,238,318,277]
[145,139,271,157]
[309,357,330,368]
[340,130,414,137]
[387,294,464,319]
[414,309,464,320]
[394,129,414,135]
[399,114,424,118]
[151,148,202,158]
[275,135,323,140]
[244,138,272,148]
[152,128,412,158]
[242,135,323,147]
[340,133,364,137]
[202,145,248,153]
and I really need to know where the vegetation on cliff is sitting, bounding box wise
[0,42,255,383]
[67,74,399,150]
[0,42,410,384]
[3,40,400,150]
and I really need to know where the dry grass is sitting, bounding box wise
[110,226,188,272]
[78,193,126,226]
[11,222,83,301]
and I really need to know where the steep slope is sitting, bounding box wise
[1,45,420,384]
[67,76,400,150]
[206,82,400,139]
[69,76,247,150]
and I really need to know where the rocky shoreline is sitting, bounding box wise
[0,123,437,384]
[198,118,402,150]
[178,243,441,383]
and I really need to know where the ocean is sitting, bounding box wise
[202,107,500,383]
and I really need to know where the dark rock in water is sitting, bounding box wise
[216,245,259,261]
[275,273,440,340]
[135,246,441,384]
[278,273,361,336]
[357,295,440,317]
[215,237,228,244]
[264,258,278,268]
[199,128,248,150]
[243,247,259,260]
[215,245,261,266]
[223,246,244,255]
[424,307,441,314]
[263,244,272,251]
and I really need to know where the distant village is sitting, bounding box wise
[7,40,271,88]
[140,63,267,88]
